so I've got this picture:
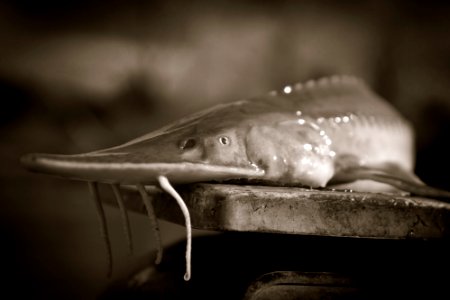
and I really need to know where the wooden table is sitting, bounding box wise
[100,184,450,299]
[102,183,450,239]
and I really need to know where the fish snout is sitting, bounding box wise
[20,152,145,183]
[20,152,264,184]
[20,152,40,170]
[21,153,68,173]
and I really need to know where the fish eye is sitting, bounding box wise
[179,138,196,150]
[219,136,230,145]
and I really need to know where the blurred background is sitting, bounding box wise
[0,0,449,298]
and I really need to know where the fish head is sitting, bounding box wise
[21,109,264,185]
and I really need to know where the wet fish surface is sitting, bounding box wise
[21,75,450,280]
[21,75,417,188]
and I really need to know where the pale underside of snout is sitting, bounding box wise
[20,153,265,184]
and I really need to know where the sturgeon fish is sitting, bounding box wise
[21,75,450,280]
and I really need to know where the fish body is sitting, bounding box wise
[21,75,414,190]
[21,75,450,281]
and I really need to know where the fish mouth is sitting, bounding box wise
[20,152,264,184]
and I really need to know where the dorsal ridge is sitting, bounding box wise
[282,75,367,95]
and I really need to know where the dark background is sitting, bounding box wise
[0,0,449,298]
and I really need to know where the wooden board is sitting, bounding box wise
[100,184,450,239]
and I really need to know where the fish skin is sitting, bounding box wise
[21,75,414,189]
